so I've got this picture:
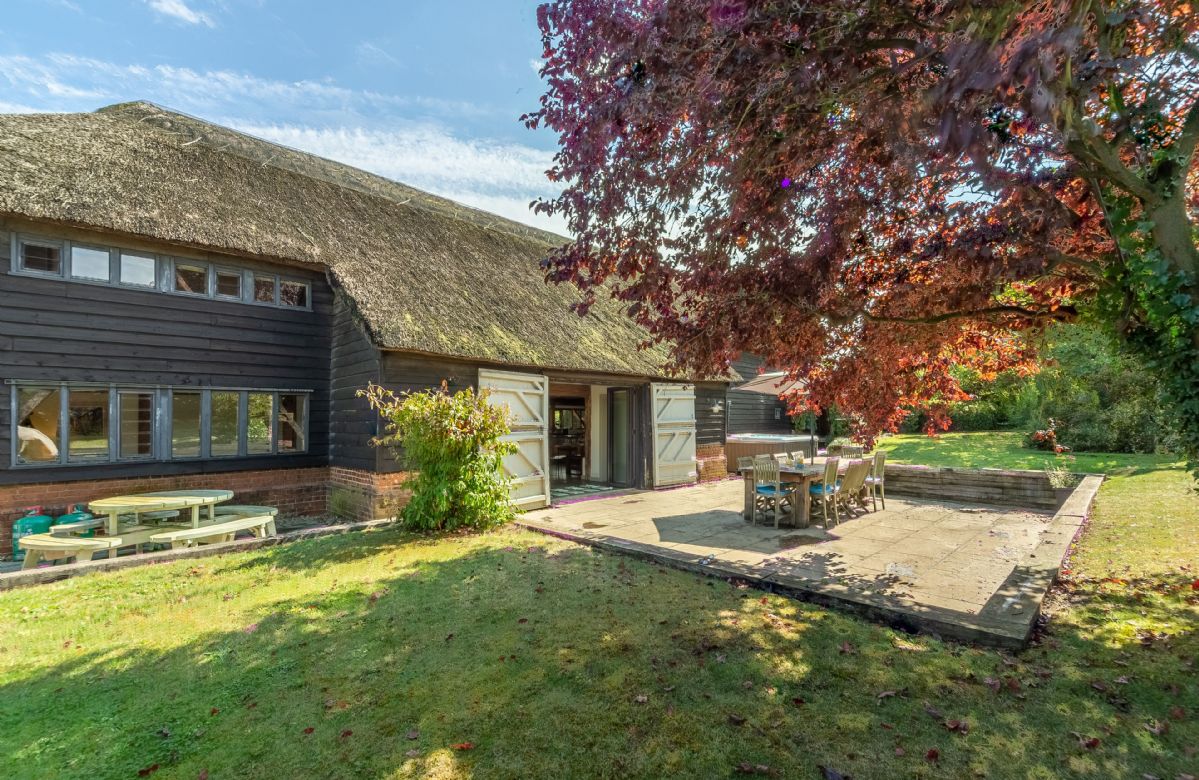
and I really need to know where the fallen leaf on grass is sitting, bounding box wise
[924,748,940,763]
[243,623,258,634]
[728,713,747,726]
[838,642,856,655]
[137,765,159,777]
[944,719,970,735]
[1144,719,1169,736]
[451,742,474,751]
[791,697,806,707]
[340,730,353,739]
[1071,732,1100,750]
[405,749,421,758]
[894,747,905,756]
[209,707,219,716]
[923,703,944,720]
[517,618,529,624]
[407,729,420,740]
[197,771,208,780]
[1168,706,1186,720]
[984,677,1002,693]
[302,727,314,735]
[876,690,897,701]
[634,694,648,704]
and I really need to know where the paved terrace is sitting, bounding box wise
[522,476,1102,648]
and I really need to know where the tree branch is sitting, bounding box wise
[862,304,1076,325]
[1175,97,1199,167]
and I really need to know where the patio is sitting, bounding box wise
[521,476,1101,647]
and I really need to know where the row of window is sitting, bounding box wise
[13,384,310,467]
[12,234,311,310]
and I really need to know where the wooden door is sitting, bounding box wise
[478,369,551,509]
[650,383,698,487]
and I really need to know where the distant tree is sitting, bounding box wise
[527,0,1199,461]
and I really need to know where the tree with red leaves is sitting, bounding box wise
[527,0,1199,459]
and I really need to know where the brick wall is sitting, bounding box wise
[696,442,727,483]
[1,467,330,557]
[328,466,412,522]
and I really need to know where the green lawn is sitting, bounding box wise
[1,433,1196,779]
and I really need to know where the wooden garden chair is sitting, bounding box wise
[837,460,873,517]
[751,458,796,528]
[866,450,887,510]
[808,457,841,528]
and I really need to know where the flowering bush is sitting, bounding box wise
[360,382,517,531]
[1026,419,1071,454]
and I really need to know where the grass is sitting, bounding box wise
[1,433,1196,779]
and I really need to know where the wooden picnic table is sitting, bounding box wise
[88,489,234,557]
[739,460,849,528]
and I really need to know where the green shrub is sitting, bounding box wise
[360,382,517,532]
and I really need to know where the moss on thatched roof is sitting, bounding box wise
[0,101,693,379]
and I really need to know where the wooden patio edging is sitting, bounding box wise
[0,518,397,592]
[519,472,1105,649]
[883,464,1081,511]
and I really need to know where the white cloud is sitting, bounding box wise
[0,54,495,122]
[237,122,567,235]
[146,0,214,27]
[356,42,402,70]
[529,58,543,74]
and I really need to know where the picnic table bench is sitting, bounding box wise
[149,514,277,548]
[18,526,162,569]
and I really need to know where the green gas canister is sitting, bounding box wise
[54,505,96,537]
[12,507,54,561]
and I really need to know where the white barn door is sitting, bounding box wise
[479,369,551,509]
[650,383,698,487]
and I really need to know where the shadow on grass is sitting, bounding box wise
[1,529,1196,780]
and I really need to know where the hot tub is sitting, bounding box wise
[725,433,818,470]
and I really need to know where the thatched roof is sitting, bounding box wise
[0,101,703,379]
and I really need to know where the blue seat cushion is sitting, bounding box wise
[809,482,841,495]
[755,485,793,496]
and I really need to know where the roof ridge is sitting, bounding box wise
[94,101,569,248]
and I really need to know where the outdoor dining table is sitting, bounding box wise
[738,460,848,528]
[88,489,234,557]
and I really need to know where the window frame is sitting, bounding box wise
[279,279,312,310]
[116,389,157,461]
[16,236,66,278]
[10,232,316,312]
[67,244,115,283]
[250,272,279,306]
[214,267,246,301]
[118,251,159,289]
[9,383,312,469]
[170,258,211,298]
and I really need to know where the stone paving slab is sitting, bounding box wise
[521,475,1101,648]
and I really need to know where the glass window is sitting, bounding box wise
[211,391,241,457]
[174,262,208,295]
[16,387,61,464]
[70,246,110,281]
[118,391,155,459]
[67,388,109,461]
[247,392,274,454]
[171,391,202,458]
[120,253,157,287]
[216,270,242,299]
[280,281,309,308]
[253,275,277,304]
[278,393,307,452]
[20,242,61,275]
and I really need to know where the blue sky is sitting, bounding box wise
[0,0,566,232]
